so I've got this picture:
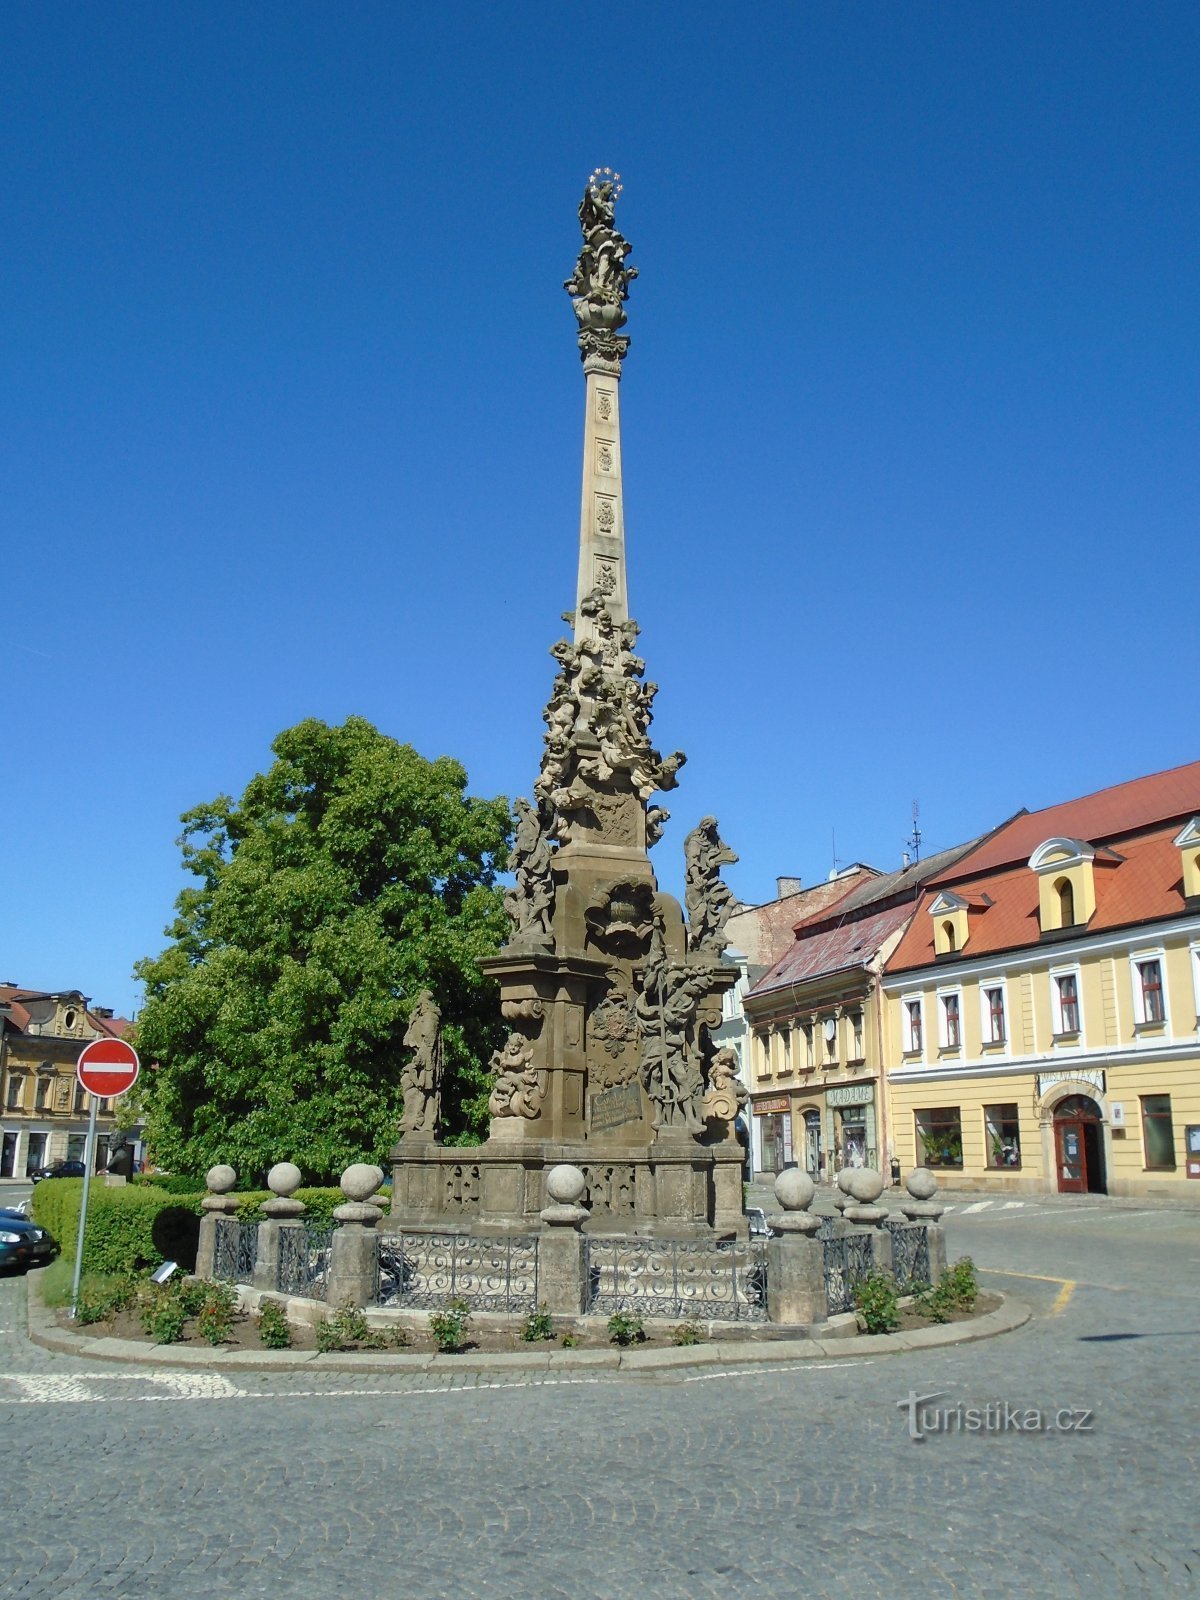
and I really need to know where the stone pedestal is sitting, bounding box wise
[195,1165,239,1279]
[765,1217,825,1326]
[326,1222,378,1310]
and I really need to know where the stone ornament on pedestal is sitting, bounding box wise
[899,1166,945,1222]
[540,1163,589,1228]
[196,1164,240,1279]
[254,1162,306,1291]
[262,1161,305,1218]
[334,1162,385,1226]
[765,1168,826,1325]
[842,1167,888,1226]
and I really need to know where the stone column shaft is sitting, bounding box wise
[575,354,628,638]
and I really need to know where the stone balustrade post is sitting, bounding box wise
[196,1164,239,1279]
[538,1164,589,1317]
[325,1163,385,1309]
[899,1167,948,1283]
[254,1161,306,1291]
[764,1169,827,1327]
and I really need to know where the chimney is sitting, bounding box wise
[776,876,803,898]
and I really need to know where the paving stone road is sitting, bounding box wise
[3,1196,1199,1600]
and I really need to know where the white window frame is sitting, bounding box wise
[1129,948,1168,1028]
[979,980,1008,1047]
[1190,943,1200,1026]
[1050,964,1083,1040]
[937,988,962,1051]
[902,995,924,1056]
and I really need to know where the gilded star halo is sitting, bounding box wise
[588,166,623,199]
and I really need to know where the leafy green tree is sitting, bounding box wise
[133,717,511,1181]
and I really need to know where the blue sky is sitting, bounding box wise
[3,2,1197,1018]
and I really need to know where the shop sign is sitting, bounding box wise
[754,1095,791,1116]
[826,1084,874,1108]
[1036,1069,1105,1099]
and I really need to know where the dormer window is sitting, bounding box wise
[1173,818,1200,900]
[930,891,971,955]
[1029,838,1097,932]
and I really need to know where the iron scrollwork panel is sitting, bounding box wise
[277,1223,332,1296]
[212,1217,258,1283]
[822,1231,875,1314]
[585,1238,768,1323]
[374,1232,540,1313]
[883,1219,930,1290]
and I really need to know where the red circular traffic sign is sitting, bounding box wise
[77,1037,140,1098]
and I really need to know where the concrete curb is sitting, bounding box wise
[25,1279,1031,1374]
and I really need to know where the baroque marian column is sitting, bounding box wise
[565,169,635,642]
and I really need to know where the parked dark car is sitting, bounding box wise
[0,1208,60,1273]
[29,1159,87,1183]
[746,1206,776,1240]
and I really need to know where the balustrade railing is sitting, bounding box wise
[212,1217,258,1284]
[585,1237,768,1323]
[277,1222,333,1297]
[821,1230,874,1314]
[883,1218,931,1290]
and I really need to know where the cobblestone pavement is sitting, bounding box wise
[4,1202,1199,1600]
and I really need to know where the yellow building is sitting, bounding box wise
[742,843,984,1181]
[0,986,135,1179]
[882,762,1200,1198]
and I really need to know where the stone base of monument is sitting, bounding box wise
[386,1136,746,1238]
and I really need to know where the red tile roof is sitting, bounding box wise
[929,759,1200,884]
[888,821,1192,973]
[749,900,917,998]
[0,985,133,1039]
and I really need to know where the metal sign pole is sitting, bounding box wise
[69,1094,99,1319]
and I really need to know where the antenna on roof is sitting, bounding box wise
[828,827,843,881]
[905,800,922,865]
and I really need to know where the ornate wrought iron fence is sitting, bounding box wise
[822,1231,875,1314]
[585,1237,769,1323]
[374,1232,540,1313]
[277,1222,333,1297]
[212,1217,258,1283]
[883,1219,931,1291]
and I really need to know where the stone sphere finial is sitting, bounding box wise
[206,1164,236,1194]
[340,1162,384,1203]
[846,1168,885,1205]
[773,1168,815,1212]
[836,1167,856,1196]
[906,1166,939,1201]
[545,1164,587,1206]
[267,1162,302,1198]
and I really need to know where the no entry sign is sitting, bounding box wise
[77,1037,140,1099]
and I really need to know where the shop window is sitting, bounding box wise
[915,1107,963,1169]
[985,1103,1021,1168]
[939,992,961,1050]
[1140,1094,1176,1170]
[1134,958,1165,1025]
[984,986,1006,1044]
[904,999,923,1054]
[1053,972,1080,1036]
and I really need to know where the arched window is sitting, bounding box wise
[1055,878,1075,928]
[941,920,957,952]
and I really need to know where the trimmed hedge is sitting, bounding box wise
[30,1179,345,1277]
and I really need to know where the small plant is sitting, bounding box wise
[671,1320,704,1347]
[75,1276,136,1326]
[917,1257,979,1322]
[315,1302,377,1353]
[315,1316,342,1353]
[257,1299,293,1349]
[606,1311,645,1347]
[520,1304,555,1342]
[194,1280,238,1346]
[853,1269,900,1334]
[561,1333,578,1349]
[147,1296,187,1345]
[429,1297,472,1353]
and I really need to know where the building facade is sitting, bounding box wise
[742,847,984,1182]
[0,986,135,1179]
[883,762,1200,1198]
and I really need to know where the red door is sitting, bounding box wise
[1054,1095,1105,1194]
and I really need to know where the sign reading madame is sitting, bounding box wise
[826,1084,874,1108]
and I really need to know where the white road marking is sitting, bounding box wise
[683,1360,874,1383]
